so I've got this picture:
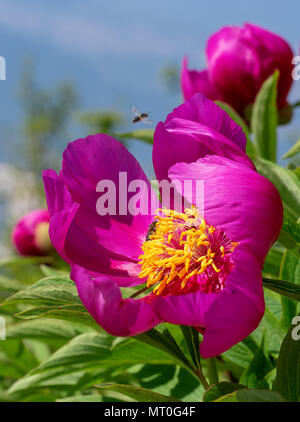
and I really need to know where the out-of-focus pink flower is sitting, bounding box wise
[12,209,52,256]
[181,23,294,116]
[42,95,283,357]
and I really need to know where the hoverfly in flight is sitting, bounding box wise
[131,107,152,124]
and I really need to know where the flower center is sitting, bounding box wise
[138,206,238,296]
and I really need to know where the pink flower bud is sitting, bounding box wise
[12,209,52,256]
[181,23,294,116]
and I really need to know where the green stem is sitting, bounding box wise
[206,357,219,385]
[179,326,209,390]
[193,366,210,390]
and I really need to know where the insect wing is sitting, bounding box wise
[131,106,140,117]
[142,116,153,124]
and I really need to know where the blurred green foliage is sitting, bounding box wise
[160,64,180,94]
[79,110,124,135]
[19,59,77,178]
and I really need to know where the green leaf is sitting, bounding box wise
[1,276,96,329]
[239,334,273,389]
[0,256,53,268]
[5,319,92,344]
[40,265,69,277]
[57,395,104,402]
[117,129,154,144]
[253,157,300,219]
[263,278,300,302]
[0,256,50,284]
[6,333,177,398]
[0,339,40,375]
[251,70,279,162]
[278,213,300,257]
[128,364,204,402]
[30,333,113,372]
[8,370,91,398]
[216,389,286,402]
[95,383,180,402]
[24,340,51,364]
[0,276,24,292]
[103,338,175,367]
[203,382,246,402]
[261,289,287,354]
[7,332,113,397]
[215,100,255,157]
[134,328,196,378]
[2,276,81,308]
[283,139,300,160]
[263,246,284,278]
[14,305,100,330]
[222,341,255,370]
[180,326,200,369]
[279,251,300,328]
[274,314,300,401]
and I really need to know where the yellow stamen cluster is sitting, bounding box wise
[138,206,223,296]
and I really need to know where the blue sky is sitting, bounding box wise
[0,0,300,177]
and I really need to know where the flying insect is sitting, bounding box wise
[131,107,152,124]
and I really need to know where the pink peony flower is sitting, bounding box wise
[12,209,51,256]
[42,95,283,357]
[181,23,294,116]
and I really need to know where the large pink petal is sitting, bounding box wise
[153,95,253,182]
[200,247,264,357]
[44,169,143,285]
[151,246,264,357]
[168,156,283,265]
[44,135,160,283]
[61,135,157,257]
[71,265,161,336]
[164,94,247,151]
[64,206,147,287]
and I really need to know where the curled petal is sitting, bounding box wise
[153,94,252,182]
[71,265,161,337]
[43,169,79,262]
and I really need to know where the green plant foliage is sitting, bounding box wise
[283,139,300,160]
[251,70,279,162]
[117,129,154,144]
[274,314,300,402]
